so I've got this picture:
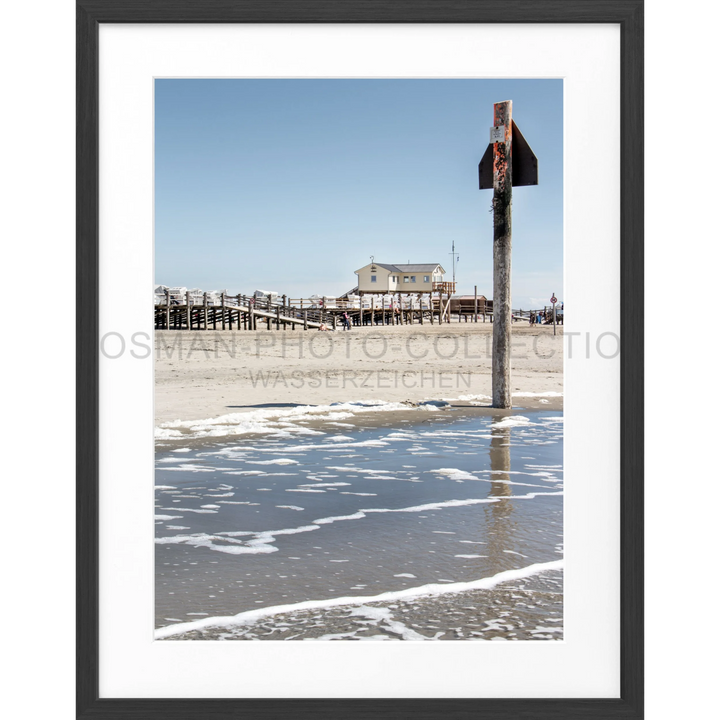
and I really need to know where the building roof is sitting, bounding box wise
[356,262,445,273]
[393,264,443,272]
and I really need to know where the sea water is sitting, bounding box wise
[155,407,563,640]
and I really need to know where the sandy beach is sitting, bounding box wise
[155,323,563,426]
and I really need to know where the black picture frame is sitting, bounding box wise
[77,1,643,718]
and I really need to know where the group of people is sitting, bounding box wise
[529,304,564,326]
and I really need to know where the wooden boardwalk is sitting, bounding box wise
[154,291,564,331]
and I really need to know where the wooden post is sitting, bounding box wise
[371,296,375,325]
[491,100,513,408]
[248,298,254,331]
[165,289,170,330]
[303,309,308,330]
[203,293,208,330]
[474,285,478,323]
[276,306,281,330]
[359,293,363,326]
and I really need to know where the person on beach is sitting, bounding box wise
[342,312,351,331]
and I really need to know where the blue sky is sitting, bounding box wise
[155,79,562,308]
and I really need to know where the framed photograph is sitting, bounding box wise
[77,1,643,717]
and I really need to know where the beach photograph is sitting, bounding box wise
[153,79,564,641]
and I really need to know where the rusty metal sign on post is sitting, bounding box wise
[479,101,539,409]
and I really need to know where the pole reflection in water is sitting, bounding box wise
[484,415,518,573]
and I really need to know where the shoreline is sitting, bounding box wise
[155,324,563,427]
[155,395,563,450]
[156,560,563,640]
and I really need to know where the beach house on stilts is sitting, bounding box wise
[353,260,453,295]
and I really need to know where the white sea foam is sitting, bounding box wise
[154,515,182,521]
[442,393,492,403]
[276,505,304,511]
[155,559,564,638]
[155,400,415,441]
[156,524,321,556]
[313,512,367,525]
[160,464,215,472]
[299,482,351,488]
[430,468,477,481]
[223,470,267,476]
[491,416,533,429]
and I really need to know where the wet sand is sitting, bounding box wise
[160,570,563,641]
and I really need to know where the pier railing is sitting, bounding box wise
[154,289,561,330]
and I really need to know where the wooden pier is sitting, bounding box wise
[154,290,498,330]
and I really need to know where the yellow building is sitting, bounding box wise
[354,261,449,294]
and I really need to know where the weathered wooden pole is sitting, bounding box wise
[165,289,170,330]
[479,98,539,400]
[491,100,513,408]
[474,285,478,322]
